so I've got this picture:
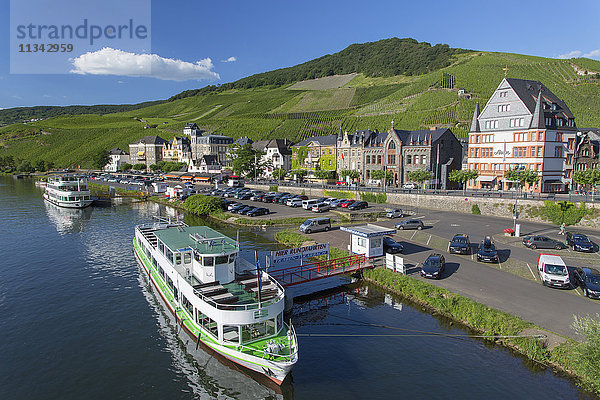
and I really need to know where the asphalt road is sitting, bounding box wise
[305,213,600,340]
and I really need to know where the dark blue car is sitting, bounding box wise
[420,253,445,279]
[477,236,499,263]
[566,232,594,252]
[574,267,600,299]
[449,234,471,255]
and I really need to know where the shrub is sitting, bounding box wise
[324,190,353,199]
[269,185,278,192]
[471,204,481,215]
[376,193,387,204]
[572,314,600,394]
[183,195,223,216]
[360,192,377,202]
[301,189,305,195]
[540,201,590,225]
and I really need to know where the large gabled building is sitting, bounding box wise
[129,135,169,168]
[467,78,577,192]
[291,135,338,170]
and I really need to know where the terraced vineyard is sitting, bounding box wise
[3,49,600,168]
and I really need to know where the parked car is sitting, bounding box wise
[420,253,445,279]
[477,236,499,263]
[262,195,277,203]
[302,199,319,210]
[237,206,254,214]
[347,201,368,211]
[238,192,252,200]
[251,194,264,201]
[311,203,330,213]
[573,267,600,299]
[247,207,269,217]
[296,195,309,200]
[565,232,594,252]
[299,217,331,234]
[227,202,241,211]
[339,199,356,208]
[537,253,571,289]
[383,237,403,254]
[402,183,417,189]
[230,204,246,213]
[448,234,471,255]
[286,198,301,207]
[323,197,337,205]
[522,235,564,250]
[395,219,424,230]
[386,208,403,218]
[329,199,346,208]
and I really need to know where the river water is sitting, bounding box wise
[0,176,595,400]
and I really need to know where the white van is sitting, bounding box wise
[537,254,571,288]
[302,199,319,210]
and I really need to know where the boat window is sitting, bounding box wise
[223,326,240,344]
[158,241,164,254]
[182,296,193,316]
[204,316,218,338]
[203,256,214,267]
[159,266,165,279]
[194,252,200,262]
[151,256,157,267]
[215,255,229,265]
[241,318,277,344]
[165,249,173,264]
[277,312,283,332]
[184,253,192,264]
[229,253,237,263]
[167,276,174,290]
[195,309,206,326]
[175,253,182,265]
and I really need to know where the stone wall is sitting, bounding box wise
[245,184,600,228]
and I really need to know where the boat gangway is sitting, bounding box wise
[268,254,375,287]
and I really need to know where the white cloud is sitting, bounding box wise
[557,50,582,59]
[70,47,220,81]
[221,56,237,63]
[583,49,600,59]
[117,80,125,84]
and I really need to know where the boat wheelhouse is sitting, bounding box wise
[43,176,93,208]
[133,220,297,385]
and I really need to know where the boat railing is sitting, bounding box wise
[134,236,285,312]
[235,322,298,362]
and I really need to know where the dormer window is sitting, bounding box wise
[567,119,575,127]
[545,117,553,126]
[551,103,557,111]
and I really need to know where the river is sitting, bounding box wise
[0,176,595,400]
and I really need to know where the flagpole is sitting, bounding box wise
[255,250,262,307]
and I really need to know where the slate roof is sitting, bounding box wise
[505,78,575,119]
[293,134,338,147]
[185,122,199,129]
[389,128,451,146]
[234,136,253,146]
[132,136,168,145]
[254,139,292,154]
[200,154,220,165]
[109,148,127,155]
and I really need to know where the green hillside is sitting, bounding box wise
[3,46,600,169]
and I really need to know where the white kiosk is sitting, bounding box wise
[340,224,396,258]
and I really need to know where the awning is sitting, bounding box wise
[544,179,563,185]
[476,175,496,182]
[137,151,145,156]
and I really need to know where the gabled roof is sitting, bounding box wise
[470,101,480,132]
[293,134,338,147]
[530,91,545,130]
[388,128,452,146]
[200,154,220,164]
[171,136,191,146]
[505,78,575,119]
[109,148,127,155]
[185,122,199,129]
[132,135,168,145]
[234,136,253,146]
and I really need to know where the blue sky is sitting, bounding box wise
[1,0,599,108]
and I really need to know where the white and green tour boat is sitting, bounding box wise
[133,220,298,385]
[43,176,93,208]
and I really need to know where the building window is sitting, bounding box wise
[421,155,427,164]
[567,138,574,150]
[566,154,573,164]
[377,155,382,164]
[366,155,370,164]
[538,132,544,141]
[407,155,412,164]
[554,146,562,158]
[388,141,396,150]
[388,155,396,164]
[545,117,553,126]
[556,133,563,142]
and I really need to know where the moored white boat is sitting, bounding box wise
[133,219,298,385]
[43,176,93,208]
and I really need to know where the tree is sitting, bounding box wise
[0,155,16,171]
[132,163,146,171]
[16,160,34,173]
[449,169,479,193]
[573,168,600,194]
[119,163,133,171]
[407,169,433,187]
[290,169,308,182]
[370,169,394,182]
[149,164,160,172]
[45,161,55,171]
[340,169,360,180]
[314,170,336,180]
[272,168,287,180]
[229,144,266,178]
[34,160,47,172]
[92,149,111,170]
[183,195,223,216]
[504,168,539,189]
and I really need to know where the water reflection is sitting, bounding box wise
[44,201,93,234]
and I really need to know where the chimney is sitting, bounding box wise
[430,126,437,131]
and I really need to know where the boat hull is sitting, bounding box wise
[43,192,93,208]
[133,247,295,385]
